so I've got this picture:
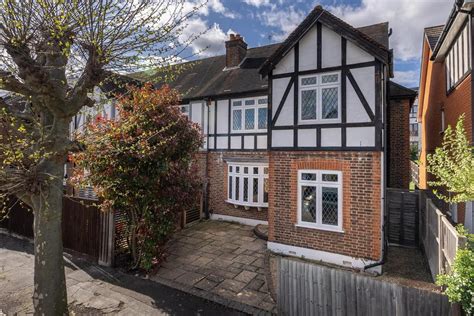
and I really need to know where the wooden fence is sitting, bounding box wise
[0,197,114,266]
[277,257,451,316]
[422,197,467,279]
[387,188,419,247]
[410,161,419,187]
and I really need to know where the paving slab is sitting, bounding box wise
[151,220,276,314]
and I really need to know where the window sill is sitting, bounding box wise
[226,200,268,209]
[295,223,344,233]
[298,119,341,125]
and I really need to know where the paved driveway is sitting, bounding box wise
[0,233,244,315]
[152,220,276,314]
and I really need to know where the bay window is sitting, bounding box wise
[299,72,340,123]
[297,170,343,231]
[231,97,268,132]
[227,163,269,208]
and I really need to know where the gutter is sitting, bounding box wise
[431,0,473,60]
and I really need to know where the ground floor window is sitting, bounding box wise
[227,163,269,208]
[297,169,343,232]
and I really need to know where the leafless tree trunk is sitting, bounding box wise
[0,1,203,313]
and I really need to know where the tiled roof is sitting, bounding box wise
[134,20,389,101]
[134,43,281,101]
[389,81,418,100]
[425,25,445,51]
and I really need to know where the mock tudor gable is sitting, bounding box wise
[265,8,389,150]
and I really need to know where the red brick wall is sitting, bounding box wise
[388,99,411,189]
[268,151,382,261]
[206,151,269,221]
[420,64,472,189]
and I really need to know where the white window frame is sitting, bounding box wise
[441,109,445,133]
[231,97,268,133]
[446,23,471,92]
[298,72,341,124]
[227,162,269,208]
[180,104,190,116]
[297,169,343,232]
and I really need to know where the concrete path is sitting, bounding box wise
[0,234,244,315]
[152,221,276,314]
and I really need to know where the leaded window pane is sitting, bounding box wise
[322,74,338,84]
[236,166,240,173]
[253,178,259,203]
[245,99,255,106]
[243,178,249,202]
[235,177,240,200]
[233,110,242,130]
[322,87,338,119]
[229,176,233,199]
[301,186,316,223]
[322,174,338,182]
[301,89,317,120]
[301,173,316,181]
[322,187,338,226]
[258,108,267,129]
[244,167,248,174]
[302,77,317,86]
[253,167,259,174]
[245,109,255,130]
[258,98,268,105]
[233,100,242,106]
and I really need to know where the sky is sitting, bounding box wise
[180,0,454,88]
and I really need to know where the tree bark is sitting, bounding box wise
[31,121,69,315]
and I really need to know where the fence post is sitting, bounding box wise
[98,210,115,267]
[437,211,444,275]
[426,198,430,243]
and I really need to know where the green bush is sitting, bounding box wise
[436,225,474,314]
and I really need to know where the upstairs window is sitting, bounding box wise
[410,123,419,137]
[299,72,341,124]
[297,170,343,232]
[228,163,269,208]
[231,97,268,132]
[446,22,471,92]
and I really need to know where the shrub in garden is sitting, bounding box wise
[72,84,202,270]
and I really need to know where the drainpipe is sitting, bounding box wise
[471,12,474,145]
[365,63,389,272]
[203,99,211,219]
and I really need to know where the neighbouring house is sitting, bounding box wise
[387,83,418,189]
[126,5,414,272]
[409,91,421,154]
[418,0,474,233]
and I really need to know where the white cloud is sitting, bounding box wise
[243,0,271,8]
[181,18,234,57]
[327,0,452,61]
[185,0,237,19]
[260,6,305,41]
[259,0,451,62]
[207,0,239,19]
[393,70,419,88]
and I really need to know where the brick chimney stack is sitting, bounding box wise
[225,34,247,68]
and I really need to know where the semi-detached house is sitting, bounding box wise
[86,6,416,271]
